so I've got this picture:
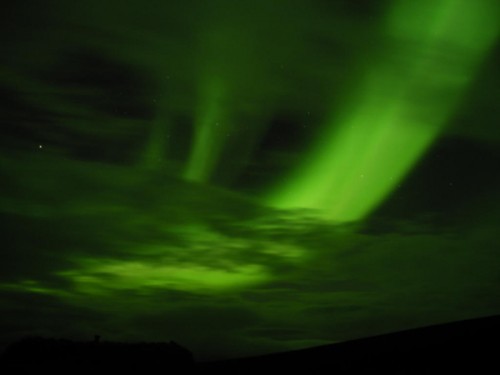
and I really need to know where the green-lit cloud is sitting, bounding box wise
[0,0,499,362]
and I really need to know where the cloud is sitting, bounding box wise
[2,203,500,359]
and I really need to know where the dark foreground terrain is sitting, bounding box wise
[199,315,500,374]
[2,315,499,374]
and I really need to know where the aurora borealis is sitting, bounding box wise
[1,0,500,361]
[268,0,499,221]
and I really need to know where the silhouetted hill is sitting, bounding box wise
[3,316,499,374]
[1,337,194,373]
[198,315,500,374]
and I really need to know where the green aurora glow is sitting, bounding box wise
[184,77,228,182]
[0,0,499,361]
[267,0,500,222]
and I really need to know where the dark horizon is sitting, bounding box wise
[3,314,500,373]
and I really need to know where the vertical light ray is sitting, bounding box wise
[267,0,499,222]
[140,97,170,170]
[183,77,229,182]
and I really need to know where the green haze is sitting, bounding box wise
[267,0,499,222]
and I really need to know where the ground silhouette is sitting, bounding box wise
[1,336,194,373]
[198,314,500,374]
[2,315,499,374]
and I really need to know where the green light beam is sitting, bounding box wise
[183,77,230,183]
[267,0,499,222]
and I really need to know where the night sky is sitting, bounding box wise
[1,0,499,361]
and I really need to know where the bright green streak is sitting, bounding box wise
[268,0,499,222]
[183,77,228,182]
